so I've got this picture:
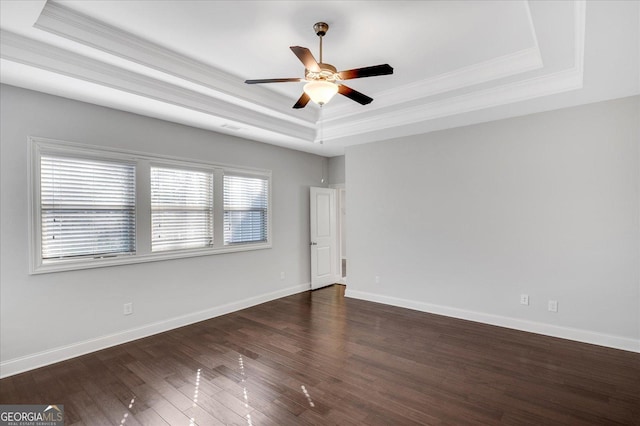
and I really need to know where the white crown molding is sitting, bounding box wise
[323,65,583,141]
[34,0,318,124]
[572,0,586,71]
[384,46,543,105]
[0,30,315,142]
[35,0,548,140]
[325,0,543,121]
[325,46,543,121]
[1,0,587,150]
[322,0,585,142]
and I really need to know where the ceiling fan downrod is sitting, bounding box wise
[313,22,329,64]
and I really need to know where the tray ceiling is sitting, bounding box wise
[1,1,638,156]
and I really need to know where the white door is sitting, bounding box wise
[310,187,337,289]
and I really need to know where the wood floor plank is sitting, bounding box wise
[126,360,194,411]
[90,388,144,426]
[65,390,114,426]
[1,284,638,425]
[183,405,227,426]
[151,399,193,425]
[133,407,171,426]
[190,390,247,425]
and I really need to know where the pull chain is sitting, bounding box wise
[319,107,325,183]
[319,106,324,145]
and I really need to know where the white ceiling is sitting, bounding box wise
[1,1,638,156]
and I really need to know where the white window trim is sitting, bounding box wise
[28,136,272,274]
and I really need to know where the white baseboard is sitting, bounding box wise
[345,289,640,353]
[0,283,310,379]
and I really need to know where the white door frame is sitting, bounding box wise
[330,183,346,284]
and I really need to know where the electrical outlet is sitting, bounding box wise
[123,302,133,316]
[280,271,285,280]
[520,294,529,305]
[375,276,380,284]
[548,300,558,313]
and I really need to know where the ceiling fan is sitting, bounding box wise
[244,22,394,109]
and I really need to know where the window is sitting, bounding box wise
[30,137,271,274]
[224,175,269,244]
[40,154,136,261]
[151,167,213,252]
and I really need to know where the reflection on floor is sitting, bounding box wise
[1,284,638,425]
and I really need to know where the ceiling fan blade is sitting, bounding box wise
[293,93,311,109]
[338,64,394,80]
[245,78,301,84]
[338,85,373,105]
[290,46,321,72]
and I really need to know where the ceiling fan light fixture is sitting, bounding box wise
[303,80,338,105]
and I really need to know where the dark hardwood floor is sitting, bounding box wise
[1,284,639,425]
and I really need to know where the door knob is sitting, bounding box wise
[310,242,318,246]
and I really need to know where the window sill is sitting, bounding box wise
[30,242,272,275]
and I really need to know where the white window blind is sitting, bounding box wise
[224,175,268,244]
[31,138,272,273]
[40,155,136,260]
[151,167,214,252]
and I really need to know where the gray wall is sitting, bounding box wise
[0,84,323,374]
[328,155,345,185]
[345,96,640,351]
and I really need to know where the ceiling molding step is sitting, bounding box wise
[2,0,590,152]
[0,30,315,142]
[34,0,318,123]
[323,0,586,140]
[325,45,544,121]
[323,66,584,141]
[324,0,588,124]
[523,0,541,53]
[324,0,545,121]
[572,0,586,70]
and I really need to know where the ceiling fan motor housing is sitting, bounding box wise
[306,63,338,82]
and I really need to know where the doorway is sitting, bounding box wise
[309,186,346,289]
[310,187,337,289]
